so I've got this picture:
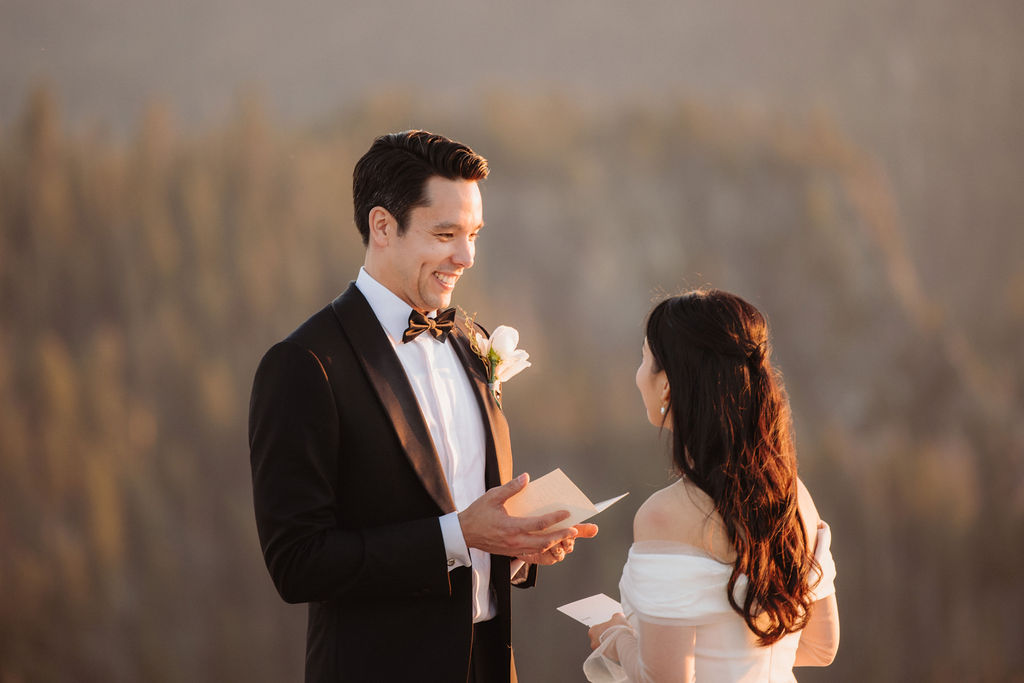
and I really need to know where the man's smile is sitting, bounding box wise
[434,272,459,289]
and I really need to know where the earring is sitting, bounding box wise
[659,405,666,415]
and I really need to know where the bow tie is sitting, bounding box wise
[402,307,457,343]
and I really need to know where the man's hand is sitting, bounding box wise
[516,523,599,565]
[459,473,579,557]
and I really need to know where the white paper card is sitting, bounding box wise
[594,492,630,514]
[557,593,623,626]
[503,468,628,530]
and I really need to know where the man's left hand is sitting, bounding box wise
[515,523,598,565]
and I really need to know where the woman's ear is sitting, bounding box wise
[659,378,671,407]
[368,206,395,247]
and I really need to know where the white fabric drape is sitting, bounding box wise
[584,523,837,683]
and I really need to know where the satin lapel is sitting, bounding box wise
[330,284,456,513]
[450,324,513,487]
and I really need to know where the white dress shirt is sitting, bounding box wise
[355,268,495,622]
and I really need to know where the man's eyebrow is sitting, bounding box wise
[431,221,485,230]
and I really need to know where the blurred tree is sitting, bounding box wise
[0,85,1020,682]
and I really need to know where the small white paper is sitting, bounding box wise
[503,468,628,530]
[557,593,623,626]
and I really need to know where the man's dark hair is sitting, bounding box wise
[352,130,489,245]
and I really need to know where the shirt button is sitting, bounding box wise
[448,558,456,567]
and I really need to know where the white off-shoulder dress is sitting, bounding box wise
[584,523,837,683]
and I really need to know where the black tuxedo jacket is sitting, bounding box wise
[249,283,531,682]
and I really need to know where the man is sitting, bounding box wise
[249,130,597,682]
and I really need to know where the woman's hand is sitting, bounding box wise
[588,612,630,650]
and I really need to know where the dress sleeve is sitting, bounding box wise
[583,547,731,682]
[807,521,837,601]
[585,620,696,683]
[795,521,840,666]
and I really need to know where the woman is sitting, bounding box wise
[585,290,839,682]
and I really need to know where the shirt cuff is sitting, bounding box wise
[439,511,472,572]
[510,559,528,583]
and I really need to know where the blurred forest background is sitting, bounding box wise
[2,2,1023,682]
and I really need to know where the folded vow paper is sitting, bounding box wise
[504,468,628,530]
[557,593,623,626]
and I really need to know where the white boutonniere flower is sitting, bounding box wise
[464,317,531,407]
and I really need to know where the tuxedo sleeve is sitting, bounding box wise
[249,340,451,604]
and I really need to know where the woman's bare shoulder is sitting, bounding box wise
[634,479,732,558]
[633,483,685,541]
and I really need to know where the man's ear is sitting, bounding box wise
[368,206,396,247]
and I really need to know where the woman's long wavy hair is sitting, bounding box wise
[645,289,816,645]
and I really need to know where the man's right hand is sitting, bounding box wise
[459,473,576,557]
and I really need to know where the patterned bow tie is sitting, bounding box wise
[402,307,457,343]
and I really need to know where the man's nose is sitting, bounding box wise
[452,237,474,268]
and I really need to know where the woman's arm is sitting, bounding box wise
[794,594,840,666]
[794,480,840,666]
[588,615,696,683]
